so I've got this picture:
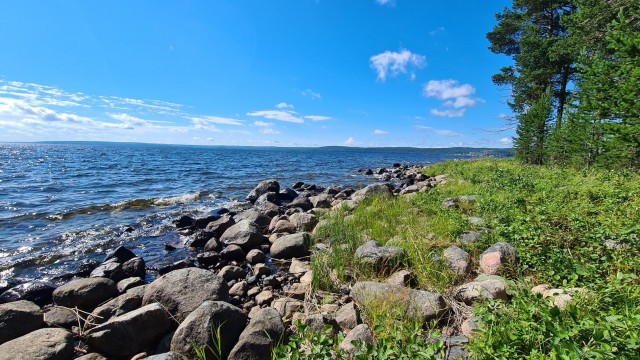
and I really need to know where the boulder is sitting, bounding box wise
[352,183,392,202]
[443,246,471,276]
[272,297,303,320]
[196,251,221,267]
[228,307,285,360]
[255,290,274,306]
[205,213,236,238]
[355,240,406,271]
[219,265,246,282]
[117,277,144,293]
[272,219,297,234]
[90,259,126,282]
[284,283,309,300]
[170,301,246,360]
[479,242,517,275]
[220,244,246,262]
[270,233,311,259]
[455,275,510,305]
[104,246,137,264]
[288,197,313,212]
[253,263,271,278]
[335,302,359,331]
[279,188,298,202]
[43,306,77,330]
[229,281,248,297]
[385,270,414,287]
[85,303,172,359]
[0,300,44,344]
[351,282,447,323]
[309,194,333,208]
[142,268,229,323]
[0,281,55,306]
[289,213,319,233]
[122,257,146,278]
[246,249,266,264]
[236,209,272,229]
[339,324,375,354]
[247,180,280,204]
[254,192,281,217]
[52,278,118,311]
[289,258,311,275]
[458,230,481,244]
[76,353,108,360]
[86,286,145,328]
[220,220,264,251]
[0,328,73,360]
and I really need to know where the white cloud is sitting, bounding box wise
[254,121,272,127]
[430,108,466,118]
[423,79,475,100]
[190,116,243,126]
[370,49,426,81]
[498,137,512,144]
[416,125,462,137]
[373,129,389,135]
[443,96,483,109]
[375,0,396,6]
[275,102,294,109]
[497,113,508,119]
[191,117,222,132]
[301,89,321,99]
[247,110,304,123]
[108,113,152,127]
[344,137,356,145]
[304,115,332,121]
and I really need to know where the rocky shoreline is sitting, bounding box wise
[0,163,536,359]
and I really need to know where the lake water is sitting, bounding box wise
[0,142,511,288]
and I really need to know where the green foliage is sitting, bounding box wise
[192,323,224,360]
[272,320,445,359]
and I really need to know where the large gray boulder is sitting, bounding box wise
[339,324,375,354]
[289,213,319,233]
[270,232,311,259]
[236,209,272,229]
[43,306,77,330]
[247,180,280,204]
[0,300,44,344]
[171,301,247,360]
[455,275,510,305]
[309,193,333,208]
[142,267,229,323]
[352,183,392,202]
[351,282,447,323]
[355,240,406,271]
[220,220,264,251]
[142,352,187,360]
[86,285,145,328]
[0,328,73,360]
[205,213,236,238]
[479,242,517,275]
[228,307,285,360]
[85,303,172,359]
[443,245,471,276]
[52,277,118,311]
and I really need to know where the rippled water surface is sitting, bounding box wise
[0,142,511,286]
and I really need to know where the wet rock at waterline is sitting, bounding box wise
[0,328,74,360]
[0,300,44,344]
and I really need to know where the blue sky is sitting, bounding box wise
[0,0,514,147]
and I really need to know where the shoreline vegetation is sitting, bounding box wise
[0,158,638,359]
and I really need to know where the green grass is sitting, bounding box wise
[280,159,640,359]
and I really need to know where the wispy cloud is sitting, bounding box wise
[416,125,462,137]
[247,110,304,123]
[275,102,294,109]
[370,49,426,81]
[344,137,356,145]
[373,129,389,135]
[430,108,466,118]
[190,115,244,126]
[375,0,396,6]
[498,137,512,145]
[304,115,332,121]
[301,89,321,99]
